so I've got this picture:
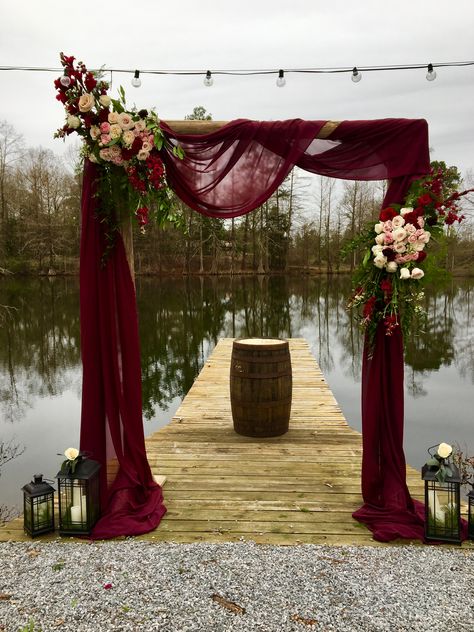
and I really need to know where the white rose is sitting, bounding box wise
[78,93,95,112]
[122,130,135,147]
[108,111,120,125]
[90,125,101,141]
[110,124,122,140]
[392,227,407,242]
[414,242,425,252]
[372,244,383,255]
[386,261,398,273]
[417,230,431,244]
[66,115,81,129]
[64,447,79,461]
[118,112,135,130]
[99,95,111,107]
[400,267,410,280]
[373,254,387,269]
[393,242,407,253]
[411,267,424,280]
[437,442,452,459]
[391,215,406,229]
[400,207,413,216]
[141,140,153,152]
[134,119,147,132]
[137,149,150,161]
[375,233,386,245]
[374,222,384,234]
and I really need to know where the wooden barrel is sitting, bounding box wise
[230,338,292,438]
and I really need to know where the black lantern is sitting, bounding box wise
[422,462,461,544]
[56,458,100,536]
[22,474,55,537]
[468,487,474,541]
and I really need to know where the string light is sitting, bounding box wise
[131,69,141,88]
[1,59,472,82]
[276,69,286,87]
[351,67,362,83]
[426,63,437,82]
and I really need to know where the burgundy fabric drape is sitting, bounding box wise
[80,160,166,538]
[80,117,464,542]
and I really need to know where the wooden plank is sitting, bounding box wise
[0,338,438,547]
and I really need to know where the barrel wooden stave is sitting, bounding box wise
[230,338,292,438]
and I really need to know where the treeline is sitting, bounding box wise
[1,119,473,276]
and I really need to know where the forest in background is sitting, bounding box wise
[1,114,473,277]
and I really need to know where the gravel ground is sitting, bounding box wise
[0,540,473,632]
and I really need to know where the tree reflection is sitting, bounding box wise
[1,275,473,424]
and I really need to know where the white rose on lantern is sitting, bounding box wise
[411,267,424,280]
[400,267,410,280]
[386,261,398,273]
[64,447,79,461]
[78,93,95,112]
[437,442,452,459]
[66,115,81,129]
[391,215,406,229]
[374,222,384,234]
[99,95,111,107]
[400,207,413,216]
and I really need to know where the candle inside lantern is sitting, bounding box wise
[72,484,82,507]
[70,505,81,522]
[81,494,87,521]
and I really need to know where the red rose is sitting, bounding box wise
[98,108,110,123]
[131,137,143,154]
[402,212,418,226]
[379,207,397,222]
[416,251,427,263]
[414,207,425,217]
[417,193,432,206]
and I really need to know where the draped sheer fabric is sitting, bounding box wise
[79,117,465,541]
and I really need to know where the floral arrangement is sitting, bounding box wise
[452,444,474,489]
[59,447,83,475]
[54,53,183,251]
[347,162,472,344]
[424,442,454,483]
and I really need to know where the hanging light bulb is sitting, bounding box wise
[426,63,437,81]
[276,69,286,88]
[204,70,213,87]
[60,71,71,88]
[351,67,362,83]
[131,70,141,88]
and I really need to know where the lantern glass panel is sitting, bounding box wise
[56,458,100,536]
[468,489,474,540]
[422,464,461,544]
[22,475,55,537]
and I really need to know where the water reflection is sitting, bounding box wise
[1,275,473,508]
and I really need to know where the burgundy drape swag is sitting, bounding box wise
[80,117,463,542]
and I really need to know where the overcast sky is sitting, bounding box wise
[1,0,473,175]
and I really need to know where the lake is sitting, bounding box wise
[1,274,473,512]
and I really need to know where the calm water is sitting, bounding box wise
[1,275,473,511]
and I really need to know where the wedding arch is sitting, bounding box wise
[77,116,444,541]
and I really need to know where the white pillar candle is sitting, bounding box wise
[70,505,81,523]
[72,484,82,507]
[80,494,87,521]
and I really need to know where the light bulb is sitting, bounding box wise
[426,63,437,82]
[60,74,71,88]
[204,70,213,87]
[351,67,362,83]
[276,69,286,88]
[131,70,141,88]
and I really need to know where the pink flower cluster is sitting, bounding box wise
[371,207,430,279]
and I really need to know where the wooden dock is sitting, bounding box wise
[1,338,427,545]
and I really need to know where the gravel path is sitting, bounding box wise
[0,540,473,631]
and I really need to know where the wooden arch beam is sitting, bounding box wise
[162,119,341,138]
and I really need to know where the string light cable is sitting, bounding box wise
[1,60,473,87]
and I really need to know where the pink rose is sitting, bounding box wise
[383,221,393,233]
[391,215,405,229]
[118,113,135,130]
[407,234,417,244]
[405,223,416,234]
[417,217,425,228]
[100,134,111,145]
